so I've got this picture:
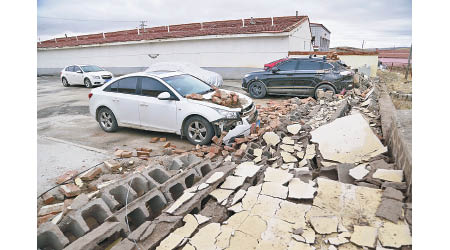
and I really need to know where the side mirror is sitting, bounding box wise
[157,92,172,100]
[272,67,279,73]
[76,70,82,73]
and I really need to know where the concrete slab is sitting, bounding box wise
[311,114,387,163]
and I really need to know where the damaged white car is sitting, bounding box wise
[88,71,258,145]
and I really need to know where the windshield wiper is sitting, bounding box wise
[198,88,214,95]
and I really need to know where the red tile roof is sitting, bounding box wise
[38,16,309,49]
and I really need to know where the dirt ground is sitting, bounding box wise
[378,70,412,109]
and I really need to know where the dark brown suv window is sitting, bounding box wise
[277,60,298,71]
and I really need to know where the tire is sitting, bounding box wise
[183,116,214,145]
[62,77,70,87]
[97,107,118,132]
[84,78,93,88]
[248,81,267,99]
[315,84,336,99]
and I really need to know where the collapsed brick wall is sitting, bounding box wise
[377,82,412,198]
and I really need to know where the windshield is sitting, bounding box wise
[81,65,104,72]
[163,74,213,97]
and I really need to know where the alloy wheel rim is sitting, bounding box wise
[100,112,113,129]
[85,80,90,87]
[251,83,263,96]
[188,121,207,143]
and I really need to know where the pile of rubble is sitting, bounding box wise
[37,77,411,250]
[186,89,242,108]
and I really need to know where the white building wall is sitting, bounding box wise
[37,34,292,79]
[288,21,313,52]
[310,25,330,51]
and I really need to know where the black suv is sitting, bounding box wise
[242,57,355,98]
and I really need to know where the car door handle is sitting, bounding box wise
[140,103,149,107]
[112,98,119,102]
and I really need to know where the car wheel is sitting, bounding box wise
[62,77,70,87]
[248,81,267,99]
[84,78,93,88]
[97,107,118,132]
[183,116,214,145]
[315,84,336,99]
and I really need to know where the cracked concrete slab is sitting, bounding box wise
[210,189,234,203]
[309,216,339,234]
[287,124,302,135]
[264,167,294,184]
[206,172,225,184]
[378,222,412,248]
[281,151,298,163]
[288,179,316,200]
[350,225,378,248]
[282,136,295,145]
[220,176,246,190]
[263,132,280,146]
[311,114,387,163]
[166,192,195,214]
[376,198,403,222]
[373,169,403,182]
[234,162,261,178]
[349,164,369,180]
[261,182,288,199]
[189,223,221,250]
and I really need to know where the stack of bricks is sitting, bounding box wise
[210,90,240,108]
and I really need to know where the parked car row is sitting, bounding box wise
[62,58,355,145]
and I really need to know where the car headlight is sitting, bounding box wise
[216,109,239,119]
[93,76,100,79]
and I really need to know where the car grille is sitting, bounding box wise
[102,75,112,79]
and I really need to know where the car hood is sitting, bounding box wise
[186,89,253,112]
[84,71,112,76]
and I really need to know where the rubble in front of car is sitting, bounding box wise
[37,75,412,250]
[187,89,248,109]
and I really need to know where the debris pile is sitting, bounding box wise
[211,89,241,107]
[37,75,411,249]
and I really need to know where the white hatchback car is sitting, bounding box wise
[88,71,258,145]
[61,65,114,88]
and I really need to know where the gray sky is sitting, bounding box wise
[37,0,411,48]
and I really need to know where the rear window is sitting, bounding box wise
[117,77,138,94]
[298,61,322,70]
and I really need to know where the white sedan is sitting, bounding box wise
[60,65,114,88]
[88,71,257,145]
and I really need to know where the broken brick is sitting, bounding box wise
[159,137,167,142]
[38,203,64,217]
[205,152,216,159]
[150,137,159,143]
[173,149,187,154]
[59,183,81,198]
[104,160,120,171]
[224,146,235,152]
[234,149,244,157]
[37,214,54,227]
[56,170,78,184]
[163,142,171,148]
[137,151,150,157]
[186,93,203,100]
[234,137,248,144]
[80,167,102,181]
[136,147,152,152]
[42,193,55,205]
[209,146,221,154]
[121,151,132,158]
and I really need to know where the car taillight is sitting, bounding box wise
[88,93,93,99]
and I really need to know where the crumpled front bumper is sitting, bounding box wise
[212,103,258,136]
